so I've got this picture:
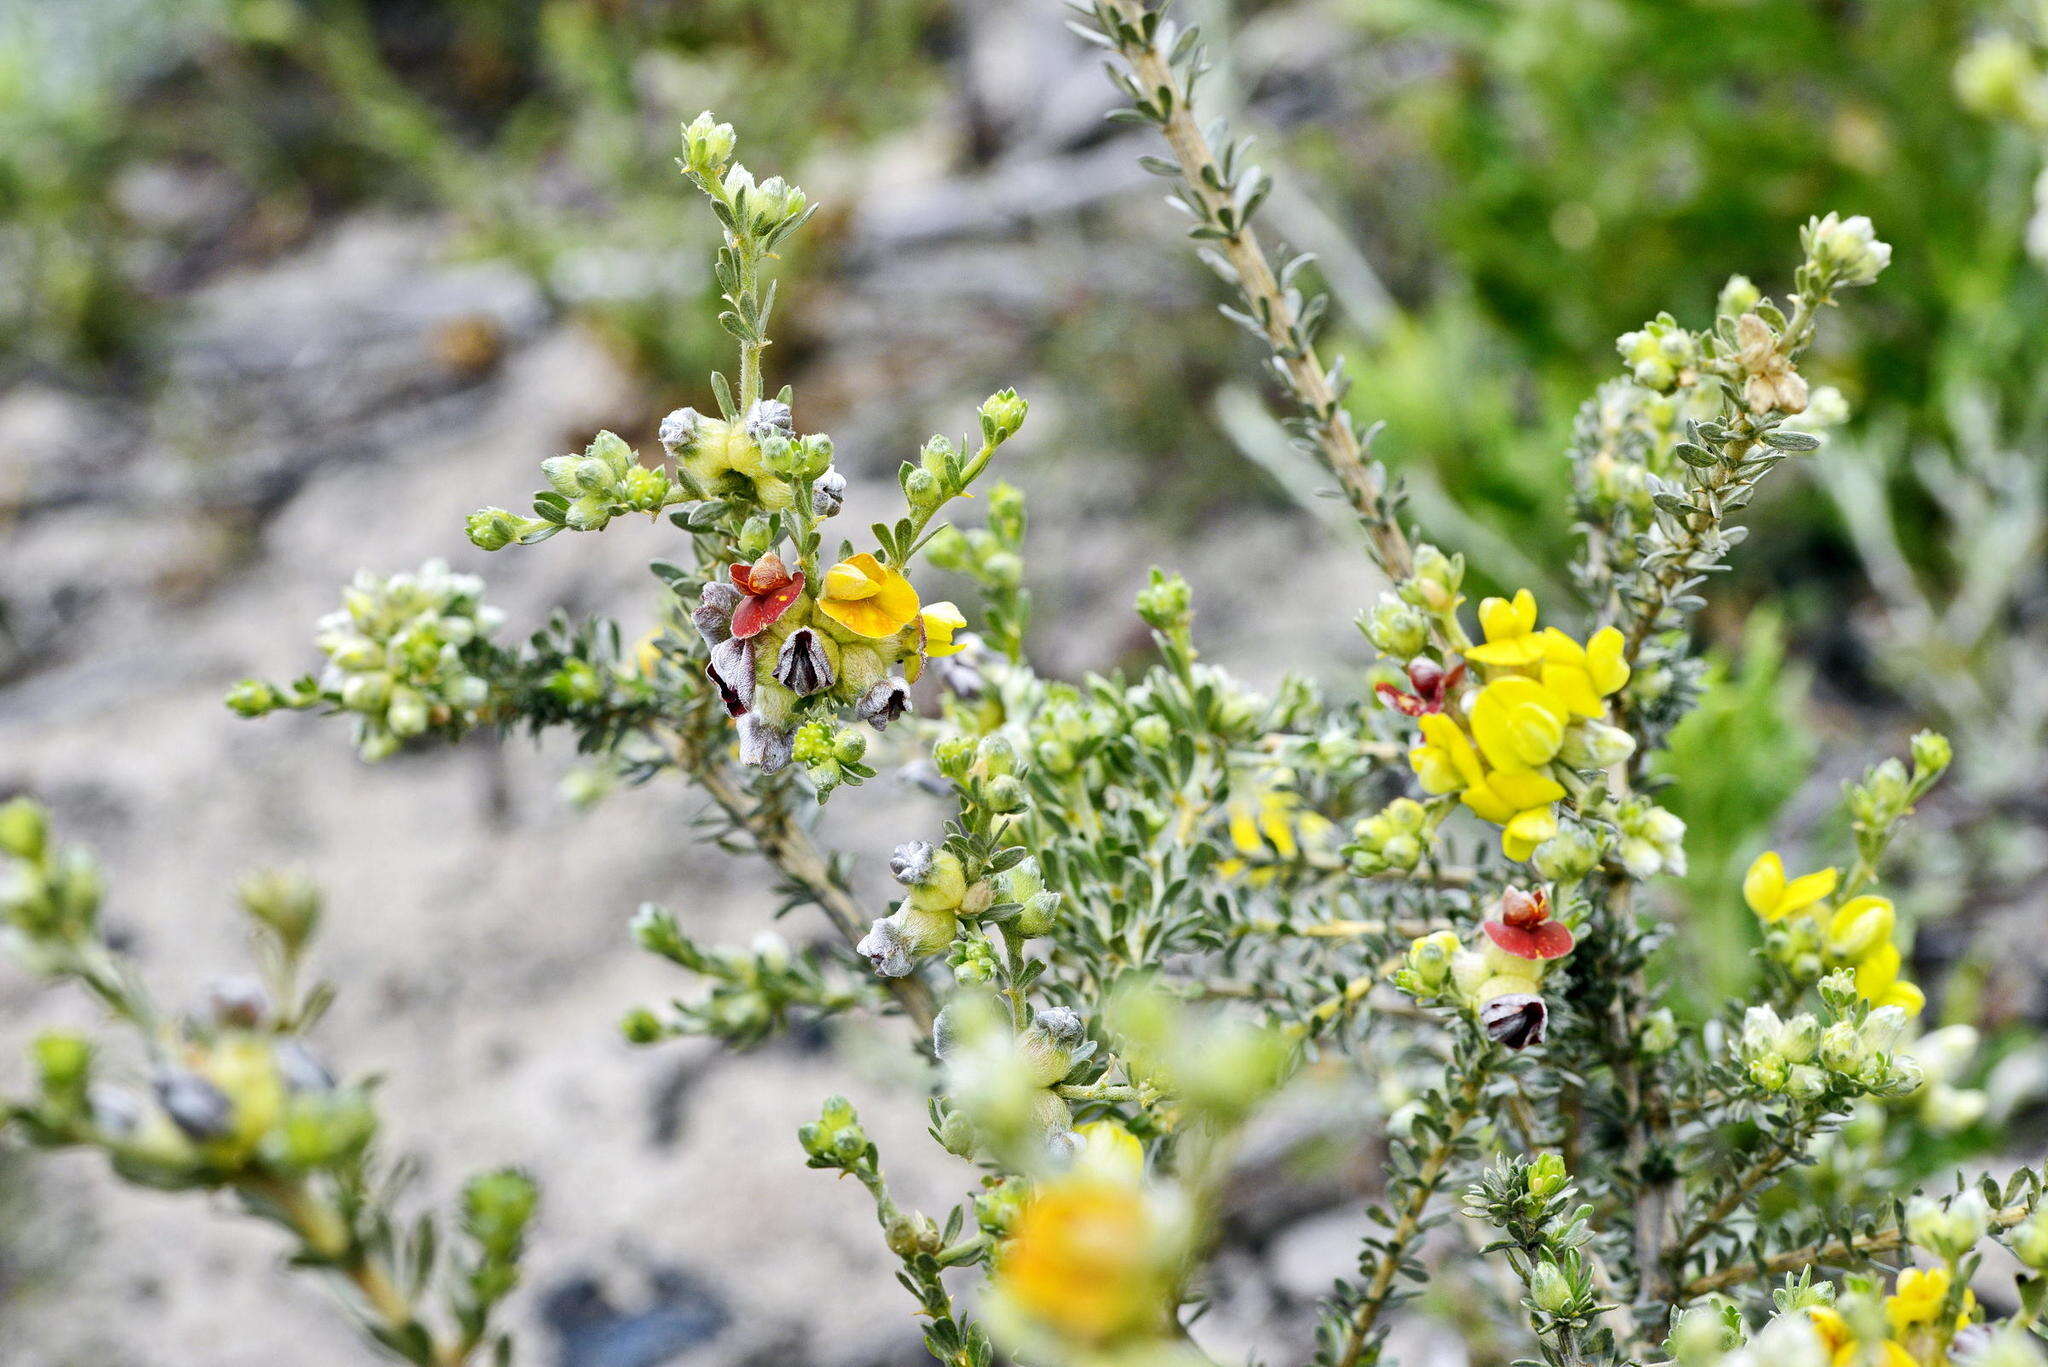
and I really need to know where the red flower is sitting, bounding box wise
[1376,657,1466,717]
[1482,885,1575,960]
[729,555,806,639]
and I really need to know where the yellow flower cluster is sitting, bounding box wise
[1219,786,1336,882]
[1407,591,1631,860]
[1805,1267,1974,1367]
[1744,852,1924,1014]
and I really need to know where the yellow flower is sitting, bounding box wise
[1743,851,1839,922]
[1536,626,1631,717]
[1853,942,1926,1015]
[818,553,921,638]
[1072,1120,1145,1183]
[1827,895,1896,961]
[1469,676,1570,771]
[1220,789,1333,881]
[1466,589,1546,667]
[1805,1305,1853,1358]
[1885,1266,1972,1340]
[1411,713,1486,794]
[993,1176,1170,1346]
[921,601,967,656]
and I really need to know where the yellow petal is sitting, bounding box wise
[1826,894,1893,959]
[1743,851,1787,918]
[1228,804,1264,855]
[1584,626,1631,695]
[1503,806,1557,861]
[1536,628,1586,668]
[1419,714,1486,788]
[1470,677,1567,770]
[1477,595,1520,643]
[1855,942,1902,999]
[1540,663,1605,719]
[1879,980,1925,1016]
[1489,768,1566,809]
[1465,636,1550,667]
[1460,779,1517,826]
[1410,745,1462,795]
[921,600,967,656]
[824,561,879,601]
[1779,866,1839,915]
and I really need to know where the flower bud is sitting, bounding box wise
[463,1168,540,1258]
[1717,274,1761,319]
[238,870,321,951]
[1132,715,1172,749]
[1805,212,1892,288]
[465,507,521,551]
[2009,1207,2048,1269]
[1480,994,1548,1050]
[1529,1261,1573,1314]
[979,389,1029,443]
[1401,931,1463,995]
[1528,1152,1569,1201]
[155,1069,236,1143]
[1533,820,1604,883]
[682,111,737,172]
[0,798,48,861]
[1559,720,1636,770]
[1910,730,1952,783]
[1360,595,1429,659]
[857,678,911,731]
[811,469,846,517]
[1907,1190,1991,1262]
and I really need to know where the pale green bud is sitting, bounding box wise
[0,798,49,862]
[1360,594,1429,659]
[1910,730,1952,783]
[1528,1152,1569,1201]
[1529,1261,1573,1314]
[1559,719,1636,770]
[1717,274,1761,319]
[1805,212,1892,288]
[1907,1190,1991,1261]
[2009,1206,2048,1269]
[1533,820,1604,883]
[682,111,737,172]
[1133,715,1172,748]
[979,389,1028,444]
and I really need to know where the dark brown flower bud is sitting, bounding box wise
[774,628,834,695]
[706,638,756,717]
[1479,994,1548,1050]
[155,1070,234,1141]
[738,714,792,773]
[857,678,911,730]
[694,581,742,645]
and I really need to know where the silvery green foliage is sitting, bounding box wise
[9,6,2048,1366]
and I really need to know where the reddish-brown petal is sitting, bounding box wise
[1483,918,1575,960]
[1375,682,1426,716]
[1408,657,1444,694]
[1499,885,1551,929]
[731,570,806,639]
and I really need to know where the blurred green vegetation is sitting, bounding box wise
[1301,0,2047,601]
[0,0,949,382]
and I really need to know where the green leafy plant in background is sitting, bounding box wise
[1653,612,1815,1008]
